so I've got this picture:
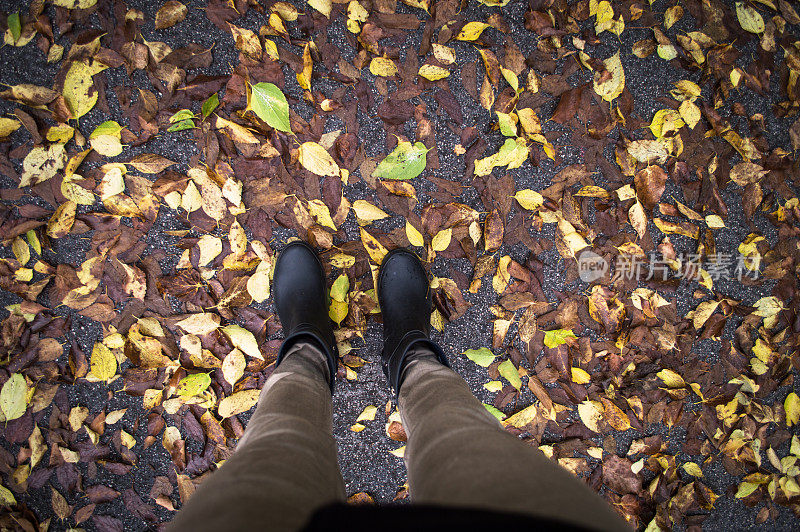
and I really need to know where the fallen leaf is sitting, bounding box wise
[221,325,263,360]
[218,389,260,418]
[0,373,27,421]
[155,1,188,30]
[464,347,495,367]
[249,82,291,133]
[373,141,429,181]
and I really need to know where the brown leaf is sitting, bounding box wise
[155,1,188,30]
[634,165,667,209]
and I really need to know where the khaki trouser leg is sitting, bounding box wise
[398,351,630,531]
[169,341,345,532]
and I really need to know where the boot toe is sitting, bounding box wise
[274,241,327,319]
[378,249,428,305]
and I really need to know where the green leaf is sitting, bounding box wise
[26,229,41,256]
[497,359,521,390]
[90,120,122,139]
[735,481,759,498]
[330,274,350,303]
[463,347,495,367]
[544,328,577,348]
[168,119,195,132]
[249,82,291,133]
[0,373,28,422]
[169,109,195,123]
[176,373,212,397]
[483,403,505,421]
[8,13,21,43]
[496,112,517,137]
[483,380,503,392]
[373,141,429,181]
[201,93,220,120]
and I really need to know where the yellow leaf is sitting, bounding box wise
[683,462,704,477]
[431,227,452,252]
[0,374,28,422]
[360,228,388,264]
[501,67,519,92]
[63,61,99,120]
[218,389,260,418]
[786,392,800,427]
[89,342,117,382]
[679,100,701,129]
[516,108,541,138]
[197,235,222,267]
[221,324,263,360]
[370,57,398,77]
[228,23,262,60]
[405,221,424,247]
[176,313,221,336]
[514,189,544,211]
[689,300,720,329]
[307,0,332,17]
[247,261,271,303]
[578,400,602,433]
[736,1,765,34]
[263,38,279,61]
[352,200,388,224]
[0,117,21,138]
[484,380,503,392]
[664,5,683,29]
[432,43,455,64]
[298,142,340,177]
[457,21,490,41]
[356,405,378,422]
[20,144,67,188]
[672,80,702,101]
[389,445,405,457]
[330,253,356,268]
[649,109,684,137]
[501,404,538,428]
[0,483,16,507]
[628,200,647,239]
[216,115,259,143]
[657,368,685,388]
[601,397,631,431]
[46,200,77,239]
[222,349,246,387]
[418,64,450,81]
[571,367,591,384]
[347,0,368,23]
[479,74,494,110]
[307,199,337,230]
[592,53,625,102]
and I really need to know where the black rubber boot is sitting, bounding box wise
[273,241,339,393]
[377,248,449,399]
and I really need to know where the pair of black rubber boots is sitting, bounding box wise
[272,241,449,396]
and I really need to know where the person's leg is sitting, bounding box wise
[168,340,345,532]
[399,349,630,531]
